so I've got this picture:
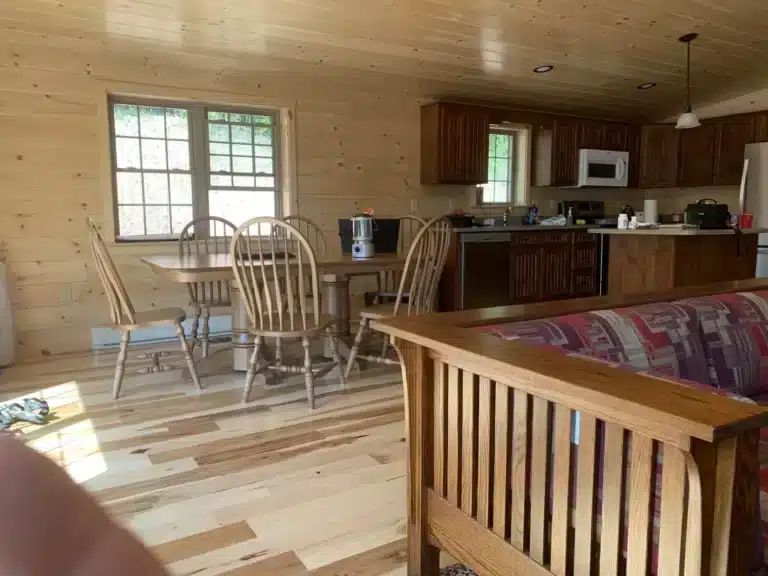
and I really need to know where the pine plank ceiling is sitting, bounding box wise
[3,0,768,121]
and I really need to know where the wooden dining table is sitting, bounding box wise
[141,252,406,371]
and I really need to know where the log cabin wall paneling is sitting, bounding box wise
[0,35,468,359]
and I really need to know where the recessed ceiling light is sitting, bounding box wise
[533,65,554,73]
[638,82,657,90]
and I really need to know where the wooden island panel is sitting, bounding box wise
[607,235,677,296]
[605,233,757,296]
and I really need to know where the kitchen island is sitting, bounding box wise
[589,227,763,296]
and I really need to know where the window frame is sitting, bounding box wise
[108,95,282,243]
[478,125,531,207]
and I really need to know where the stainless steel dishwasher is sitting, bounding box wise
[460,232,512,310]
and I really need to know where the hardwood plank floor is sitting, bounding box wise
[0,342,409,576]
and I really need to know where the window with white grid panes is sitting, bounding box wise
[481,132,515,204]
[479,127,530,206]
[111,104,193,238]
[206,111,278,232]
[109,98,280,241]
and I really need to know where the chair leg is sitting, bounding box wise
[345,318,369,378]
[190,306,201,353]
[243,336,263,403]
[275,337,283,366]
[380,334,390,359]
[112,331,131,400]
[302,336,315,409]
[176,322,202,391]
[375,274,383,305]
[327,329,346,390]
[201,306,211,358]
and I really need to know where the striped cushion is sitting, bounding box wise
[478,302,710,384]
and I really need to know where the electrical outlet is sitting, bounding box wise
[410,199,418,213]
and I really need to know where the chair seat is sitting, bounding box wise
[248,314,336,338]
[117,307,187,331]
[360,304,412,320]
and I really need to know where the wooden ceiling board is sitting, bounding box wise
[3,0,768,120]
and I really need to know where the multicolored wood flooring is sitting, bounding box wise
[0,342,410,575]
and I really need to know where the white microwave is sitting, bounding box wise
[577,148,629,187]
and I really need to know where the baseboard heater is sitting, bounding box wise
[91,315,232,350]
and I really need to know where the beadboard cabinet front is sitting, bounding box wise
[714,115,755,185]
[421,103,490,185]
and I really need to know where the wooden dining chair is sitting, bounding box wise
[370,215,426,305]
[178,216,237,357]
[283,215,327,258]
[230,217,346,407]
[86,218,202,399]
[345,216,452,377]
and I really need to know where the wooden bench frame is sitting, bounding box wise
[375,279,768,576]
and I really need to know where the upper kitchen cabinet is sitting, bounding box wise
[604,123,632,151]
[551,117,634,186]
[550,118,580,186]
[421,103,490,185]
[578,119,606,150]
[678,124,719,187]
[639,125,679,188]
[755,112,768,142]
[713,115,755,185]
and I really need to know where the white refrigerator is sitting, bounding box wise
[744,142,768,277]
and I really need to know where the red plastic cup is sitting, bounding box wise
[740,213,754,229]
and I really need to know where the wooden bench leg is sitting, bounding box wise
[396,338,440,576]
[693,429,760,576]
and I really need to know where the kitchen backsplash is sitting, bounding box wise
[468,185,740,218]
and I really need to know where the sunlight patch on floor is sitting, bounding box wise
[12,380,109,484]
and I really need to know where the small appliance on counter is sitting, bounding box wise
[558,200,606,224]
[683,199,731,229]
[445,211,476,229]
[339,214,400,258]
[350,214,375,259]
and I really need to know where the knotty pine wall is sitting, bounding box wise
[1,33,467,360]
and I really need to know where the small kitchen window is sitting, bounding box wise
[479,125,530,205]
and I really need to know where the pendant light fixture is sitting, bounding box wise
[676,33,701,129]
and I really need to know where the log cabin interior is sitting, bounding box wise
[3,0,768,574]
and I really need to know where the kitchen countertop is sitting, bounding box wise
[587,227,768,236]
[452,224,595,233]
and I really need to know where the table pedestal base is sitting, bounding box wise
[232,275,358,372]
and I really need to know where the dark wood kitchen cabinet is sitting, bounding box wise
[421,103,490,185]
[551,118,581,186]
[579,119,606,150]
[639,125,679,188]
[603,122,632,150]
[539,243,573,300]
[509,244,542,303]
[755,113,768,142]
[440,230,598,311]
[714,115,755,185]
[510,231,594,302]
[677,124,719,187]
[551,118,634,186]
